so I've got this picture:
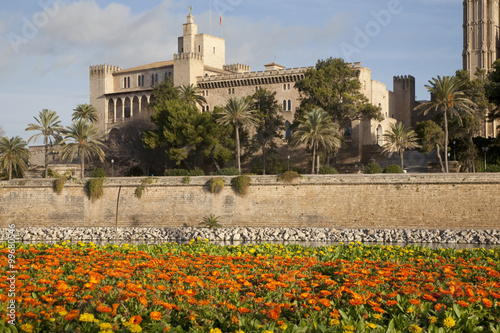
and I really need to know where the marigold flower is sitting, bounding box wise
[128,324,142,333]
[443,317,455,328]
[428,316,438,324]
[386,300,398,306]
[456,300,470,307]
[408,324,422,333]
[366,322,377,329]
[20,323,34,333]
[79,313,95,322]
[209,329,222,333]
[99,323,113,330]
[97,304,112,313]
[150,311,162,321]
[482,298,493,308]
[129,315,143,324]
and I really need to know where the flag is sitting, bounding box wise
[220,12,222,26]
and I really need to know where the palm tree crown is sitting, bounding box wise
[25,109,64,178]
[382,122,420,170]
[60,120,106,179]
[216,97,257,172]
[415,75,476,172]
[0,136,30,180]
[72,104,98,123]
[179,84,207,108]
[292,108,343,174]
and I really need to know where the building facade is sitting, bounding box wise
[90,12,417,164]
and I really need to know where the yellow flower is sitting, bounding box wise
[373,313,383,320]
[234,330,245,333]
[263,331,273,333]
[406,306,415,313]
[210,329,222,333]
[100,331,113,333]
[366,322,377,329]
[100,323,113,330]
[443,317,456,328]
[128,324,142,333]
[330,318,340,326]
[428,316,438,324]
[79,313,95,322]
[280,324,288,330]
[20,323,34,333]
[58,310,68,316]
[408,325,422,333]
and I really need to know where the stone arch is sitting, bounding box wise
[124,97,131,118]
[284,121,292,139]
[116,98,123,121]
[132,96,139,116]
[108,99,115,123]
[140,96,148,112]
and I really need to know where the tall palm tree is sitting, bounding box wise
[0,136,30,180]
[60,120,106,179]
[72,104,98,123]
[179,84,207,108]
[216,97,257,173]
[292,108,343,174]
[25,109,64,178]
[415,76,476,173]
[382,122,421,170]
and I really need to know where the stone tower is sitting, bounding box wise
[392,75,416,127]
[89,64,121,133]
[463,0,500,77]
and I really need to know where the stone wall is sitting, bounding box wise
[1,174,499,229]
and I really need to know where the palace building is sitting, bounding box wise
[89,11,417,165]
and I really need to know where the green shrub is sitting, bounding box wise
[182,176,191,184]
[277,171,301,183]
[165,169,189,176]
[53,177,66,195]
[209,177,225,194]
[383,165,404,173]
[189,167,205,176]
[212,167,240,176]
[87,178,104,202]
[199,214,222,229]
[318,166,339,174]
[364,161,383,174]
[47,168,58,178]
[486,164,500,172]
[91,168,107,178]
[135,177,154,199]
[232,175,251,196]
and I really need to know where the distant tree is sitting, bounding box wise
[292,108,343,174]
[178,84,207,108]
[416,120,445,173]
[415,76,476,173]
[60,120,106,179]
[72,104,98,123]
[295,57,383,129]
[252,88,284,175]
[0,136,30,180]
[382,122,420,170]
[25,109,64,178]
[216,97,257,173]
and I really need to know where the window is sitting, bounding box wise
[288,84,291,90]
[283,84,287,91]
[228,88,232,94]
[283,100,287,111]
[288,100,292,111]
[213,47,216,54]
[206,105,210,112]
[232,88,235,94]
[128,77,130,88]
[198,45,201,52]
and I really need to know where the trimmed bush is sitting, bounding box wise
[232,175,251,196]
[318,166,339,174]
[213,167,240,176]
[189,167,205,176]
[91,168,107,178]
[182,176,191,184]
[87,178,104,202]
[364,161,383,174]
[383,165,404,174]
[209,177,225,194]
[277,171,301,183]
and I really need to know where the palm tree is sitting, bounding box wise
[292,108,343,174]
[382,122,421,170]
[25,109,64,178]
[0,136,30,180]
[415,76,476,173]
[179,84,207,108]
[216,97,257,173]
[72,104,98,123]
[60,120,106,179]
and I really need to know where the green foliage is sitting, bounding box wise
[295,57,383,128]
[383,165,404,173]
[382,122,420,170]
[213,167,240,176]
[91,167,107,178]
[165,168,205,176]
[232,175,251,196]
[363,161,383,174]
[209,177,224,194]
[486,164,500,172]
[0,136,30,180]
[181,176,191,184]
[318,165,339,174]
[47,168,57,178]
[277,171,301,183]
[87,178,104,202]
[135,177,154,199]
[53,177,66,195]
[199,214,222,229]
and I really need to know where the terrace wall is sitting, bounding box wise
[1,174,499,230]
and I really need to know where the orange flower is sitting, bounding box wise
[482,298,493,308]
[129,315,143,324]
[423,294,437,302]
[150,311,162,321]
[96,304,112,313]
[456,300,470,307]
[386,300,398,306]
[373,306,385,314]
[434,303,446,312]
[238,307,250,314]
[409,299,421,306]
[318,298,331,307]
[267,307,281,320]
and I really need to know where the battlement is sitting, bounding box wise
[198,66,314,83]
[224,63,250,73]
[393,75,415,83]
[174,52,204,61]
[89,64,121,76]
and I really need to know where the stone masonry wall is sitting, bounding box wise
[1,174,499,229]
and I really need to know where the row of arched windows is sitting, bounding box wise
[107,95,151,124]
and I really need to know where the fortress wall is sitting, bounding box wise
[1,174,499,230]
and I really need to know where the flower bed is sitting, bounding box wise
[1,241,500,332]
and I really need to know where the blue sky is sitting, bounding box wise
[0,0,463,143]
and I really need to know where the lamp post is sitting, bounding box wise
[452,140,456,161]
[287,155,290,172]
[111,159,114,177]
[482,147,489,172]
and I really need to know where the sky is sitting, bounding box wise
[0,0,463,143]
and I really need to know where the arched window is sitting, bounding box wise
[124,77,127,88]
[283,100,287,111]
[288,100,292,111]
[285,121,292,139]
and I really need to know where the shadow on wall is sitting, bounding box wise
[378,151,440,173]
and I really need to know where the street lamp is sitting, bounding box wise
[111,159,114,177]
[452,140,456,161]
[482,147,489,172]
[287,155,290,172]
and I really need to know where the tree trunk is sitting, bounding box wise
[444,111,449,173]
[44,137,49,178]
[399,149,404,170]
[210,151,221,173]
[316,154,320,174]
[8,161,12,180]
[436,143,445,173]
[80,151,85,179]
[235,124,241,173]
[262,142,266,175]
[311,141,316,174]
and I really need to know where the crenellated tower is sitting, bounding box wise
[392,75,416,127]
[463,0,500,77]
[89,64,121,133]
